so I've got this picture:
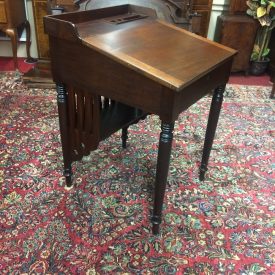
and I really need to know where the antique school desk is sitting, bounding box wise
[44,5,236,234]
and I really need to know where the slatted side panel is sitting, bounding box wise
[67,86,100,161]
[98,96,116,110]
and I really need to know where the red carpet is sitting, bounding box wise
[0,57,35,73]
[0,72,274,274]
[228,72,273,86]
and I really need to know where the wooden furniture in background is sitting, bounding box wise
[32,0,77,59]
[228,0,248,14]
[269,29,275,99]
[25,0,207,87]
[193,0,213,36]
[44,4,235,234]
[214,0,258,73]
[0,0,35,70]
[271,82,275,99]
[80,0,211,36]
[215,15,258,73]
[24,0,77,87]
[32,0,50,59]
[269,28,275,78]
[32,0,212,59]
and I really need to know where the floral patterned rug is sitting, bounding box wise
[0,72,274,274]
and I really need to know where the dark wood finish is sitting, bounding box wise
[271,82,275,99]
[214,1,259,73]
[215,14,258,73]
[32,0,78,59]
[269,28,275,79]
[152,122,175,234]
[121,127,128,148]
[32,0,204,60]
[228,0,248,14]
[270,29,275,99]
[199,84,225,181]
[193,0,213,36]
[56,83,73,186]
[0,0,35,70]
[26,0,202,88]
[44,5,236,233]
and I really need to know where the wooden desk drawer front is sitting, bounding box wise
[0,2,7,23]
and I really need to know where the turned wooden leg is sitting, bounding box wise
[5,28,18,70]
[56,84,73,187]
[199,84,226,181]
[121,127,128,148]
[152,122,175,235]
[270,82,275,99]
[23,20,36,64]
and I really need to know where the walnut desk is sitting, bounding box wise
[44,5,236,234]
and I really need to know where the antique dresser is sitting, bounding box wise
[214,0,258,73]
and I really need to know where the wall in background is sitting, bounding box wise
[207,0,230,39]
[0,0,38,58]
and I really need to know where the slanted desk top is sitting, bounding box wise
[44,4,236,234]
[45,5,235,91]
